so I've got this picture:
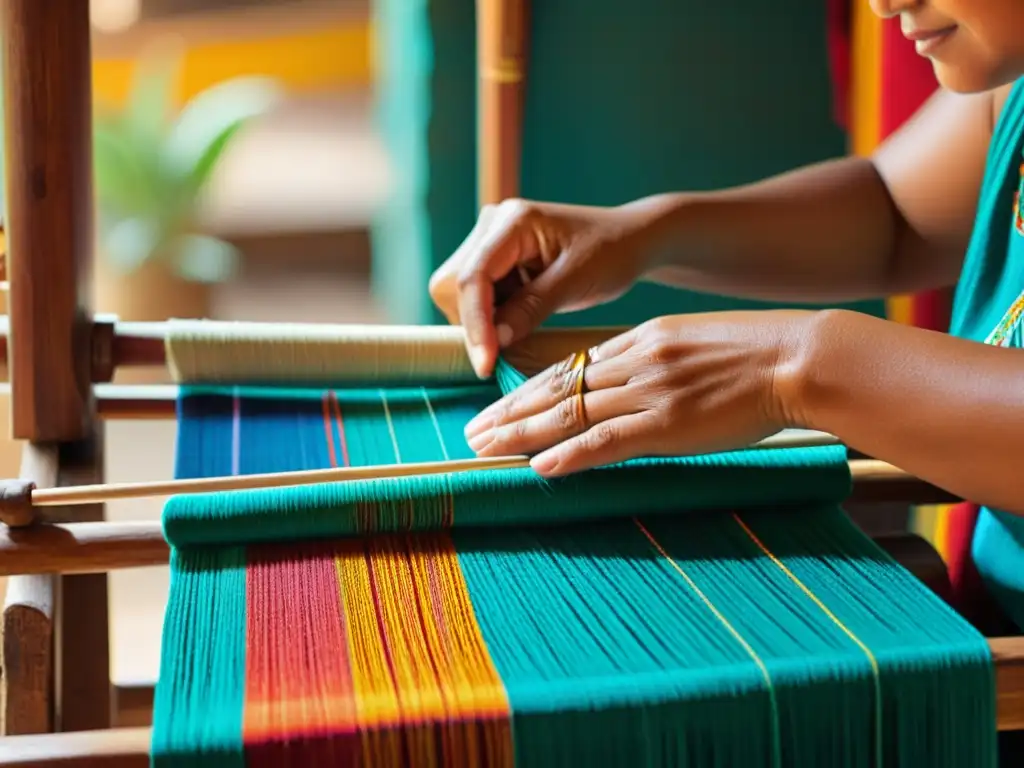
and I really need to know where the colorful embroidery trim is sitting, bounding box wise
[985,288,1024,347]
[1015,160,1024,236]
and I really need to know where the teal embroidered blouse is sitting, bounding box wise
[950,77,1024,628]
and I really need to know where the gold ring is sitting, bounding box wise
[534,226,554,267]
[569,348,590,427]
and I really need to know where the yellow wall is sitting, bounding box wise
[92,19,372,106]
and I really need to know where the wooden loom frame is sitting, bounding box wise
[0,2,1017,765]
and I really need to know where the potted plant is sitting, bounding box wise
[92,46,281,327]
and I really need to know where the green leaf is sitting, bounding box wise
[125,44,182,145]
[162,76,282,193]
[170,234,240,283]
[101,217,161,275]
[93,118,152,214]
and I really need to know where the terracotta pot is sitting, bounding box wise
[93,256,212,384]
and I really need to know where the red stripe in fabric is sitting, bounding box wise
[330,392,351,467]
[243,543,360,767]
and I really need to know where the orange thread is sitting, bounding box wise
[335,535,513,765]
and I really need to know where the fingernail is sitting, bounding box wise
[531,453,558,475]
[468,429,493,453]
[497,324,513,348]
[464,411,493,438]
[468,345,489,378]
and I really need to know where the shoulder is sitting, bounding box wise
[990,80,1024,135]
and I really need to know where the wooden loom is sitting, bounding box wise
[0,2,1019,765]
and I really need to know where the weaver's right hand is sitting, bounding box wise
[428,199,652,378]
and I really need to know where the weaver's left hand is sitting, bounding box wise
[464,311,812,477]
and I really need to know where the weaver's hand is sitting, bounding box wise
[463,311,812,476]
[428,199,654,378]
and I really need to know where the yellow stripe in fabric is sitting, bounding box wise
[421,388,451,462]
[931,506,952,559]
[379,390,403,463]
[334,536,513,764]
[633,518,781,761]
[910,506,940,550]
[887,295,914,325]
[332,387,510,762]
[731,512,882,763]
[421,389,455,527]
[850,1,882,157]
[849,5,913,325]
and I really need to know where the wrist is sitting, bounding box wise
[770,308,849,431]
[617,193,701,276]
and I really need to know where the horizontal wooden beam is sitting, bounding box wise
[0,522,168,577]
[0,636,1021,766]
[0,725,149,767]
[0,319,631,384]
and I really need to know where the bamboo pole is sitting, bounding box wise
[19,429,839,509]
[0,460,956,578]
[476,0,529,206]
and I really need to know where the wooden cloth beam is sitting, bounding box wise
[0,460,961,578]
[0,636,1020,766]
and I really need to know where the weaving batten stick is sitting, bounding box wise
[17,429,839,508]
[0,462,959,577]
[27,456,532,507]
[0,636,1020,766]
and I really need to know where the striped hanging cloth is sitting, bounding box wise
[840,2,989,625]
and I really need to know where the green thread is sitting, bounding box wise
[154,358,997,767]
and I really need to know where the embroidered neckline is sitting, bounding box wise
[985,289,1024,346]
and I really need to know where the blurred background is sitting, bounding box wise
[0,0,390,722]
[0,0,944,728]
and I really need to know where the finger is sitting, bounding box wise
[493,258,572,348]
[456,204,540,376]
[456,272,500,377]
[429,208,497,325]
[464,351,634,438]
[469,387,636,458]
[530,411,665,477]
[493,227,566,346]
[589,325,643,363]
[468,328,637,430]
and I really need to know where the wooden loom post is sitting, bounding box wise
[477,0,529,206]
[0,0,111,736]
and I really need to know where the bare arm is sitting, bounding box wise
[787,308,1024,515]
[638,86,1008,303]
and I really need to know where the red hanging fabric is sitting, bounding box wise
[826,0,852,129]
[878,16,954,332]
[875,17,994,623]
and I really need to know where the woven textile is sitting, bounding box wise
[151,375,996,767]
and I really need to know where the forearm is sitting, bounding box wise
[628,156,929,303]
[787,310,1024,514]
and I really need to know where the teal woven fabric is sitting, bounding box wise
[152,366,997,767]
